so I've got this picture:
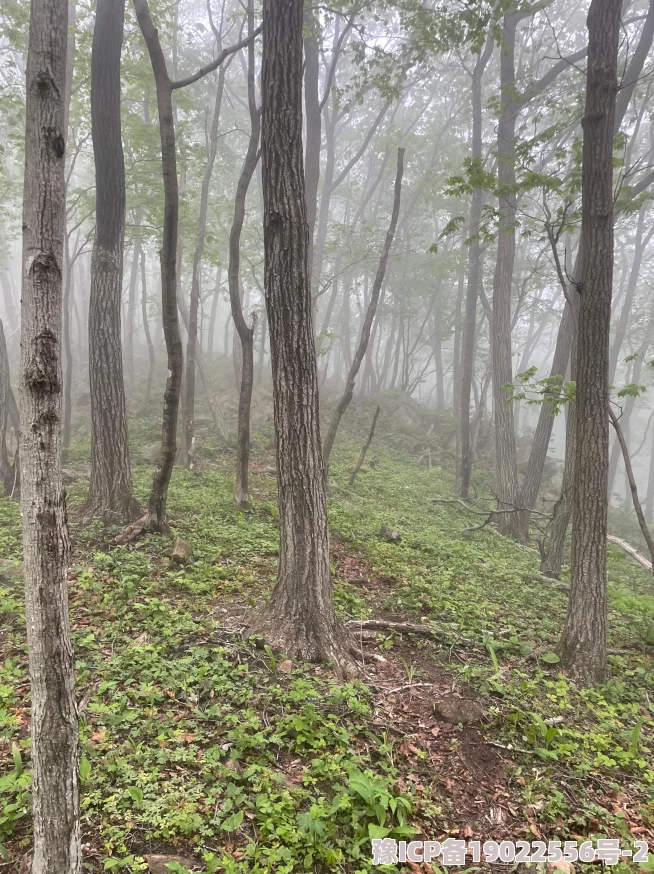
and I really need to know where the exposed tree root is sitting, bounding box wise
[249,610,359,679]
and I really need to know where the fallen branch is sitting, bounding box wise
[345,618,481,648]
[607,534,652,572]
[609,407,654,574]
[349,405,381,485]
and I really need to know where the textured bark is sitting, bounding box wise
[183,61,225,469]
[250,0,355,675]
[133,0,184,532]
[87,0,141,523]
[540,373,576,579]
[323,148,404,480]
[458,26,493,499]
[490,11,521,537]
[19,0,81,867]
[0,319,17,495]
[228,0,259,508]
[304,11,321,278]
[560,0,621,687]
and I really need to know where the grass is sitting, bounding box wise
[1,407,654,873]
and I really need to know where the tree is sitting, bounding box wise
[559,0,622,686]
[182,18,227,470]
[87,0,141,523]
[323,147,405,480]
[458,23,494,499]
[249,0,355,676]
[18,0,81,866]
[227,0,260,509]
[133,0,255,530]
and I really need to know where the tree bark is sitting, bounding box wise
[0,318,17,495]
[559,0,621,687]
[19,0,81,866]
[133,0,184,532]
[490,10,521,537]
[459,25,494,499]
[183,59,226,469]
[87,0,141,523]
[228,0,259,508]
[140,249,155,407]
[249,0,355,675]
[323,148,404,480]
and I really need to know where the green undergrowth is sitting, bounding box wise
[1,411,654,872]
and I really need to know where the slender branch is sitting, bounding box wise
[171,24,262,90]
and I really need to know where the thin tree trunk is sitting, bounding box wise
[249,0,355,675]
[87,0,141,522]
[228,0,259,508]
[133,0,184,531]
[350,405,381,485]
[0,319,16,494]
[184,62,226,469]
[19,0,81,865]
[124,236,140,396]
[560,0,621,686]
[62,237,73,456]
[490,10,521,537]
[459,25,494,498]
[323,148,404,480]
[140,249,155,406]
[609,407,654,571]
[207,265,222,362]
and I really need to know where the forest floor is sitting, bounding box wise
[1,411,654,873]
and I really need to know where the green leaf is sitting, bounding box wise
[368,824,391,840]
[541,651,560,664]
[221,809,244,832]
[11,742,22,776]
[126,786,143,804]
[0,844,9,862]
[79,753,91,781]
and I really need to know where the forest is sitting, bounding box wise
[1,0,654,870]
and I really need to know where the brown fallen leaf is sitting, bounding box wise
[279,659,293,673]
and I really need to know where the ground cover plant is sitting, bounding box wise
[1,408,653,873]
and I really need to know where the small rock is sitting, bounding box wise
[143,855,197,874]
[380,526,402,543]
[140,441,161,463]
[225,757,243,774]
[278,659,293,674]
[171,537,191,566]
[547,862,574,874]
[434,696,485,725]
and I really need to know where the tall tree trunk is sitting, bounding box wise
[61,237,73,456]
[140,249,155,407]
[19,0,81,866]
[304,11,321,279]
[323,148,404,480]
[87,0,141,522]
[134,0,183,531]
[559,0,621,686]
[458,26,493,498]
[124,236,140,396]
[0,319,16,494]
[184,63,226,468]
[207,265,222,362]
[250,0,355,675]
[490,10,521,536]
[228,0,259,508]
